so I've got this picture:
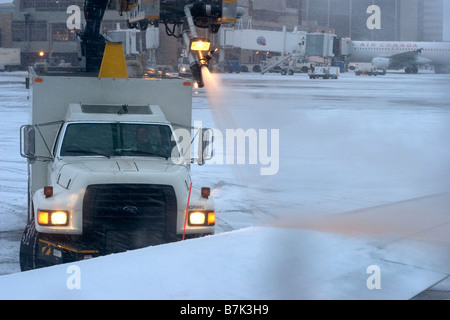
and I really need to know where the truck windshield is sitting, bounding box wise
[60,123,179,159]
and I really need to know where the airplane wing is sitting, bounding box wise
[387,48,424,69]
[372,48,431,73]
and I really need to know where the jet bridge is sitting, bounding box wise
[218,26,336,74]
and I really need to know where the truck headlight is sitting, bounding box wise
[190,38,211,52]
[188,211,215,226]
[37,210,69,226]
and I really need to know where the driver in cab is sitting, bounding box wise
[133,126,160,154]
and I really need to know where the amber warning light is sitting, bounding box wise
[44,186,53,198]
[201,187,210,198]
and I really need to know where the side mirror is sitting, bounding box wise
[197,128,214,166]
[20,125,36,162]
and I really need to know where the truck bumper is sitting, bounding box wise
[37,238,101,265]
[36,232,212,266]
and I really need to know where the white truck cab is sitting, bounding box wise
[19,68,215,270]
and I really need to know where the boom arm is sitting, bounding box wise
[79,0,110,72]
[79,0,241,84]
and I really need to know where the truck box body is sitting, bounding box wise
[29,69,192,194]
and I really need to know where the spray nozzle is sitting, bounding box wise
[191,47,218,88]
[199,49,217,66]
[190,62,204,88]
[206,48,219,61]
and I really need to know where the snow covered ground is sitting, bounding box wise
[0,70,449,300]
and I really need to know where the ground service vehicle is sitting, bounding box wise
[0,48,21,71]
[353,63,386,76]
[19,0,239,271]
[308,66,339,79]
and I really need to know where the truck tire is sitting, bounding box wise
[19,219,38,271]
[20,214,50,271]
[253,65,261,73]
[288,69,294,76]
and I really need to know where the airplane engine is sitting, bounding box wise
[372,57,390,69]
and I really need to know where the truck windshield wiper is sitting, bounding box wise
[64,149,111,159]
[131,150,170,160]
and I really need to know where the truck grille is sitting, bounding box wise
[82,184,178,253]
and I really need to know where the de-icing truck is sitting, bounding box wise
[19,0,241,271]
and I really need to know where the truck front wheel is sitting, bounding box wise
[19,219,47,271]
[19,219,38,271]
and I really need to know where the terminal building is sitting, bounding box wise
[238,0,445,41]
[0,0,446,69]
[8,0,124,67]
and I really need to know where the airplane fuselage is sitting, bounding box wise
[349,41,450,73]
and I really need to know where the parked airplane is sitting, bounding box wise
[349,41,450,73]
